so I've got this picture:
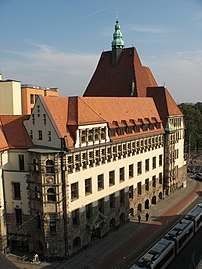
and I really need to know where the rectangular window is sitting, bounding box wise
[15,208,22,225]
[85,178,92,195]
[109,170,115,186]
[30,94,34,104]
[119,167,125,182]
[159,154,163,167]
[129,186,133,199]
[71,182,78,200]
[81,130,86,143]
[120,189,125,205]
[38,130,42,140]
[159,172,163,184]
[30,130,33,139]
[152,157,156,169]
[50,214,56,235]
[145,159,149,172]
[145,178,149,191]
[98,174,104,191]
[18,155,25,171]
[152,176,156,187]
[86,203,92,219]
[137,182,142,195]
[72,209,79,225]
[110,193,115,208]
[137,161,142,175]
[129,164,134,178]
[13,182,21,200]
[48,131,51,141]
[43,114,46,125]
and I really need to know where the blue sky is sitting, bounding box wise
[0,0,202,103]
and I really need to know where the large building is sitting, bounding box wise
[0,19,186,257]
[0,75,59,116]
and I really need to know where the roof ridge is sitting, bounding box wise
[79,97,107,122]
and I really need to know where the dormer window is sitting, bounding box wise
[118,127,124,135]
[134,126,140,133]
[142,125,148,131]
[127,126,133,134]
[109,129,116,137]
[149,123,154,130]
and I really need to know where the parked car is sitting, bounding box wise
[195,173,202,181]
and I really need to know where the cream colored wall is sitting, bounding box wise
[2,149,29,214]
[24,98,61,149]
[3,150,28,171]
[175,136,186,167]
[0,81,22,115]
[68,146,164,211]
[3,171,29,215]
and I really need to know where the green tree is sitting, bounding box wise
[179,102,202,153]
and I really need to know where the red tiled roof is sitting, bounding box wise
[0,115,32,149]
[42,96,163,148]
[83,47,158,97]
[147,87,183,127]
[80,97,161,124]
[0,124,9,151]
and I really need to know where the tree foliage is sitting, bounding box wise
[178,102,202,152]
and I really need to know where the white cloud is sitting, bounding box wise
[144,50,202,103]
[1,43,100,96]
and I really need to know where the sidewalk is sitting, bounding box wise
[6,178,202,269]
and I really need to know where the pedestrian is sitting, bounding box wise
[138,214,141,223]
[145,212,149,221]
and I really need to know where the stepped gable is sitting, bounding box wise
[43,96,74,149]
[83,47,157,97]
[0,115,32,149]
[147,86,183,127]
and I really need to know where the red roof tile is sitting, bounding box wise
[83,47,158,97]
[147,87,183,127]
[0,115,32,149]
[43,96,163,148]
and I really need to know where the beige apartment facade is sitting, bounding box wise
[0,80,22,115]
[21,85,59,115]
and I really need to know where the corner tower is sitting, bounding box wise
[111,19,124,66]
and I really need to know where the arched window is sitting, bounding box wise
[47,187,56,202]
[46,160,55,174]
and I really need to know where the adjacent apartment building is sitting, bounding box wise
[0,20,186,257]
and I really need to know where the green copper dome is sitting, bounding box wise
[111,19,124,48]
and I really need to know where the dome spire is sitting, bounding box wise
[111,18,124,49]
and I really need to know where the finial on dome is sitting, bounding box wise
[111,17,124,49]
